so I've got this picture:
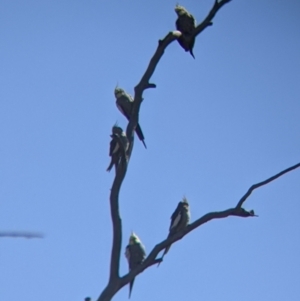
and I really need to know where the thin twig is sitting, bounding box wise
[236,162,300,208]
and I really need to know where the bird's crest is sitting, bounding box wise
[129,232,140,244]
[175,4,187,16]
[182,196,189,205]
[112,121,119,130]
[114,85,124,98]
[112,123,123,136]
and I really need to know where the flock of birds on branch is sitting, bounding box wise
[106,4,256,299]
[105,5,195,298]
[106,4,196,172]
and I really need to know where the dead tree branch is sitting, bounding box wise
[236,162,300,208]
[134,0,232,101]
[119,162,300,287]
[99,1,252,300]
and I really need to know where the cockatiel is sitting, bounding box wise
[158,197,190,266]
[125,232,146,299]
[106,124,129,172]
[114,87,147,149]
[175,4,197,59]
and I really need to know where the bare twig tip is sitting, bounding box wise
[146,83,156,89]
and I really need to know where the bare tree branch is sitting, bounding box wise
[117,209,253,283]
[134,0,232,98]
[236,162,300,208]
[194,0,232,37]
[118,162,300,291]
[108,169,126,281]
[100,1,247,300]
[98,0,299,299]
[0,231,44,239]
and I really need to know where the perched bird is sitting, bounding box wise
[107,134,120,172]
[125,232,146,299]
[114,87,147,149]
[174,4,197,59]
[106,124,129,172]
[158,197,190,266]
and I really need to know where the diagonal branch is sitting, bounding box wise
[125,0,233,151]
[236,162,300,208]
[134,0,232,96]
[119,208,247,287]
[194,0,232,37]
[130,0,232,144]
[119,162,300,290]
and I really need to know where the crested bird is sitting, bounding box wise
[114,87,147,148]
[158,197,190,266]
[106,124,129,172]
[174,4,197,59]
[125,232,146,299]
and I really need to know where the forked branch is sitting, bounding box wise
[119,162,300,288]
[101,1,253,301]
[134,0,232,99]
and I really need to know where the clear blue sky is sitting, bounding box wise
[1,0,300,300]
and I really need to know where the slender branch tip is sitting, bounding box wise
[146,83,156,89]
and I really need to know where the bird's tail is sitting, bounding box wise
[135,123,147,149]
[128,278,135,299]
[189,49,195,59]
[157,245,171,267]
[106,159,114,172]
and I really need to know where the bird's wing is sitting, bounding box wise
[170,212,181,231]
[116,102,129,119]
[116,95,133,120]
[125,246,131,262]
[170,202,183,221]
[109,138,119,156]
[176,15,196,34]
[175,18,181,31]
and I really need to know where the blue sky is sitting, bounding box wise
[1,0,300,300]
